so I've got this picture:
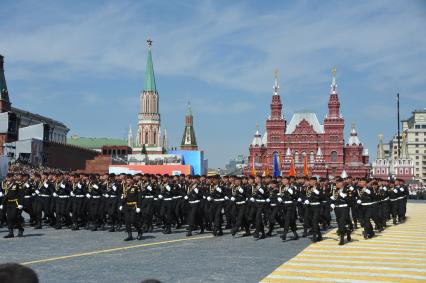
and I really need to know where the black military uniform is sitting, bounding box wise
[210,183,226,236]
[71,180,86,230]
[2,180,24,238]
[280,183,299,241]
[252,184,269,239]
[185,184,204,236]
[266,183,281,237]
[330,178,351,245]
[305,178,323,242]
[120,180,143,241]
[159,182,175,234]
[104,179,121,232]
[230,183,250,237]
[358,181,376,239]
[33,178,53,229]
[54,179,70,229]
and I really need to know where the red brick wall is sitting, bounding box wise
[44,142,99,171]
[83,155,113,174]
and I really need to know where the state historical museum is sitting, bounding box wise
[247,69,370,178]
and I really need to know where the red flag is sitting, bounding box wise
[288,158,296,177]
[303,155,309,176]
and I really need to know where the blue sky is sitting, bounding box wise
[1,0,425,168]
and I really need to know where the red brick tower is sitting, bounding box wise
[180,102,198,150]
[265,70,286,174]
[323,67,345,176]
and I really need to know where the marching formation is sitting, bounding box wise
[0,172,409,245]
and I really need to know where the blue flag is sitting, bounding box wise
[273,153,280,177]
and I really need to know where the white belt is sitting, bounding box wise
[39,194,50,197]
[92,196,101,199]
[390,198,399,202]
[154,198,158,201]
[109,195,118,198]
[397,196,405,200]
[321,201,328,203]
[270,204,277,207]
[75,195,85,198]
[284,201,293,204]
[335,204,348,208]
[58,195,69,199]
[144,196,154,199]
[361,202,375,206]
[310,202,320,205]
[383,197,389,201]
[173,196,183,199]
[24,196,32,199]
[255,199,266,203]
[214,198,225,202]
[189,200,200,204]
[163,198,173,201]
[236,201,246,205]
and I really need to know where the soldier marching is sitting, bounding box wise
[0,172,410,244]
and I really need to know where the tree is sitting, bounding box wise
[141,144,147,154]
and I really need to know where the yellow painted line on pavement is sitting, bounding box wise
[288,258,426,268]
[277,265,426,276]
[21,235,214,265]
[267,270,424,283]
[262,202,426,282]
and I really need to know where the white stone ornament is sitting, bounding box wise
[238,187,244,193]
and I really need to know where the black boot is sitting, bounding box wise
[186,231,192,237]
[231,227,237,237]
[317,233,323,242]
[266,224,273,237]
[17,228,24,237]
[339,234,344,245]
[109,226,116,232]
[302,229,307,237]
[281,232,287,241]
[292,231,299,240]
[124,230,133,241]
[346,230,351,242]
[164,225,171,234]
[218,228,223,236]
[4,229,14,238]
[137,230,143,240]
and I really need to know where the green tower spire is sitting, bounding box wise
[144,39,157,92]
